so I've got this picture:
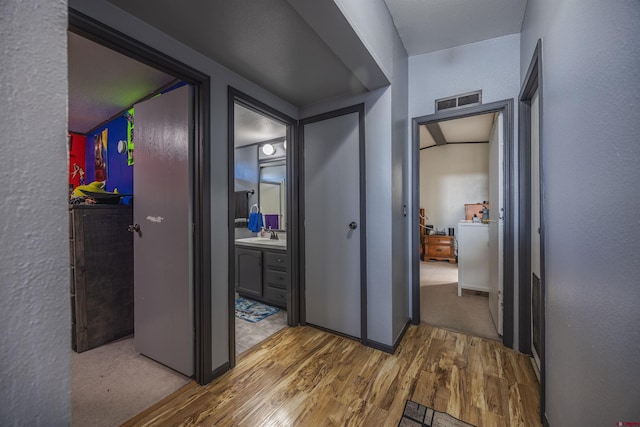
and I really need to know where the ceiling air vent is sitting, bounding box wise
[435,90,482,112]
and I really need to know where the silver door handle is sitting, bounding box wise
[128,224,140,233]
[348,222,358,230]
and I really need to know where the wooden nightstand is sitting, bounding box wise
[425,235,456,263]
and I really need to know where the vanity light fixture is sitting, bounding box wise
[262,143,275,156]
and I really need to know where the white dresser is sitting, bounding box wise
[457,221,490,296]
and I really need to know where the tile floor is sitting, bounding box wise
[235,299,287,356]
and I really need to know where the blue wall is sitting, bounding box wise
[85,115,133,201]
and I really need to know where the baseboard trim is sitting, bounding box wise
[366,319,411,355]
[210,362,230,382]
[393,319,411,350]
[366,339,394,354]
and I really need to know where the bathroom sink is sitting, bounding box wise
[235,237,286,248]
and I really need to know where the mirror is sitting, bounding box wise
[259,161,286,230]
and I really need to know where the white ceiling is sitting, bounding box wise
[384,0,527,56]
[67,31,175,134]
[234,104,287,148]
[439,113,495,143]
[420,112,496,149]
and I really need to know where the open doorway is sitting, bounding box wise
[228,89,297,365]
[418,112,500,341]
[67,11,212,424]
[411,99,515,347]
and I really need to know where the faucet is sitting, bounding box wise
[270,230,279,240]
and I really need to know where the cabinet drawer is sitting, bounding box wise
[427,245,454,257]
[427,236,453,246]
[264,287,287,306]
[264,269,287,290]
[264,251,287,270]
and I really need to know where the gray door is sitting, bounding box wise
[530,90,542,370]
[488,112,504,335]
[303,110,361,338]
[133,85,194,376]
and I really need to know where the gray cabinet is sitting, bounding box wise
[236,247,263,298]
[263,250,287,306]
[235,245,287,308]
[70,205,134,353]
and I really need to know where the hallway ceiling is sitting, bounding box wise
[384,0,527,55]
[71,0,527,131]
[106,0,368,107]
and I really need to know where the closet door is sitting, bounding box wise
[301,106,364,339]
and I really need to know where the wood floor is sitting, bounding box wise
[123,324,540,426]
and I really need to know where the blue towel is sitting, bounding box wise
[248,212,264,232]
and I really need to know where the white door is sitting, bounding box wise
[133,85,194,376]
[530,90,542,370]
[488,112,504,335]
[303,110,361,338]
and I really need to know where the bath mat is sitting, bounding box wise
[235,297,279,323]
[398,400,475,427]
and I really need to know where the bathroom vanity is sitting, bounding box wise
[235,237,288,308]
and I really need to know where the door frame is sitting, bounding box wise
[410,99,516,348]
[298,104,368,344]
[69,9,213,385]
[227,88,298,368]
[518,39,546,422]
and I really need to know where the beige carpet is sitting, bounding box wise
[420,261,500,341]
[72,336,191,427]
[420,261,459,286]
[421,283,500,341]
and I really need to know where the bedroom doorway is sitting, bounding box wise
[411,99,515,347]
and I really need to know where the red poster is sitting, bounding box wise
[94,128,108,182]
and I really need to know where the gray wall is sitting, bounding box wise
[520,0,640,424]
[302,0,410,346]
[390,27,410,343]
[0,0,71,424]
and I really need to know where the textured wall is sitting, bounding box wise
[409,34,521,118]
[520,0,640,424]
[0,1,70,424]
[390,28,410,343]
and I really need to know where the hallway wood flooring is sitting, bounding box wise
[123,324,540,426]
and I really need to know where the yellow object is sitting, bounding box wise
[71,181,106,198]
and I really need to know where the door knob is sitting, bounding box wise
[128,224,140,233]
[348,221,358,230]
